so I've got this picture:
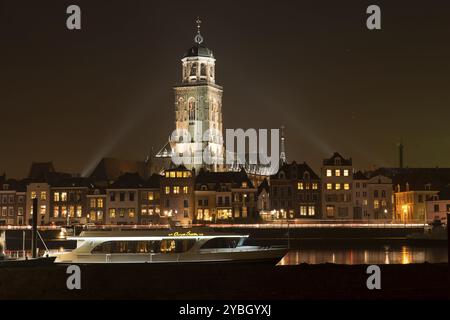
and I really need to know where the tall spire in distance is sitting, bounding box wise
[280,126,287,165]
[398,140,404,169]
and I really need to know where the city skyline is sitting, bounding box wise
[1,0,450,178]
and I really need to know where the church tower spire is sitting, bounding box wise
[171,18,224,172]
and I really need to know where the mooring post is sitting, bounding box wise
[31,197,38,259]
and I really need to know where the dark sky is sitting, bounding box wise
[1,0,449,178]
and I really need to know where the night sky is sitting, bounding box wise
[1,0,449,178]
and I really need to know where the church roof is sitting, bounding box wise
[89,158,147,182]
[183,44,214,59]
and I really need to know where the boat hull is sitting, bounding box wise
[55,248,287,265]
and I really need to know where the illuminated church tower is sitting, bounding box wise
[170,18,224,172]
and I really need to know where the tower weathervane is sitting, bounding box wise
[194,17,204,45]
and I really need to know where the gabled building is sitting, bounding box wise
[160,166,195,226]
[49,177,91,226]
[139,174,161,225]
[0,179,26,226]
[321,153,353,220]
[86,187,106,224]
[106,173,143,225]
[353,171,393,220]
[425,189,450,224]
[194,169,258,223]
[270,162,320,219]
[369,168,450,222]
[257,179,270,220]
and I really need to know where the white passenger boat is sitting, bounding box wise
[55,230,287,264]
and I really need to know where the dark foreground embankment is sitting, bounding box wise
[0,263,448,300]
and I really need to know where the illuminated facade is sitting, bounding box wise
[321,153,353,220]
[394,188,437,222]
[194,170,258,223]
[169,18,224,173]
[0,180,26,226]
[270,162,321,220]
[49,178,90,226]
[160,166,195,226]
[86,189,106,224]
[26,183,50,225]
[353,173,393,220]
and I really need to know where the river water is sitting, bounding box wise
[278,245,448,265]
[2,230,448,265]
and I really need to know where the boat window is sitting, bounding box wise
[160,240,196,253]
[200,237,240,249]
[91,241,162,254]
[91,240,196,254]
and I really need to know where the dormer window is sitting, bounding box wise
[303,172,310,181]
[279,172,286,179]
[201,185,208,191]
[335,158,341,166]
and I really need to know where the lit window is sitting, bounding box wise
[363,199,368,206]
[40,191,47,201]
[326,170,332,177]
[69,206,75,217]
[326,205,335,218]
[76,206,82,218]
[335,184,341,190]
[61,192,67,202]
[312,183,318,190]
[165,187,170,195]
[305,183,310,190]
[109,208,116,218]
[344,170,349,177]
[374,200,380,209]
[90,198,96,208]
[40,205,46,215]
[300,206,307,216]
[327,183,333,190]
[335,170,341,177]
[344,184,350,190]
[170,172,176,178]
[242,207,248,218]
[308,206,315,216]
[176,172,183,178]
[128,209,135,218]
[148,192,154,201]
[97,199,103,208]
[165,172,170,178]
[183,172,190,178]
[173,186,180,194]
[183,186,189,194]
[298,183,304,190]
[53,206,59,218]
[54,192,60,202]
[31,192,37,199]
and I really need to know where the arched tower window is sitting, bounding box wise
[200,63,207,76]
[190,63,197,77]
[188,99,196,121]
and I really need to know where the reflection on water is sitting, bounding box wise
[279,246,448,265]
